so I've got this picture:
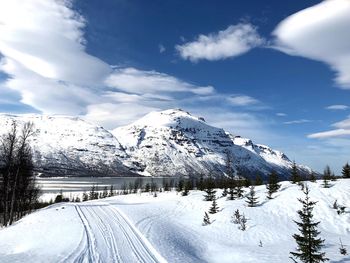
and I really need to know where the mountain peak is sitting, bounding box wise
[130,108,207,128]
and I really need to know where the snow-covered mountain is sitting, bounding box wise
[113,109,311,179]
[0,114,135,176]
[0,109,311,178]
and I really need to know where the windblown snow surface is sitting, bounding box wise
[0,179,349,263]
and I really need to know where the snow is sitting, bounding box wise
[0,179,349,262]
[113,108,310,178]
[0,114,132,175]
[0,109,312,177]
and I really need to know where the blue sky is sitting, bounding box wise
[0,0,349,173]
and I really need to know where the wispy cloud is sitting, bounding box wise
[284,119,313,125]
[176,23,265,62]
[308,115,350,138]
[158,44,166,53]
[272,0,350,88]
[276,112,287,117]
[325,105,348,111]
[0,0,271,134]
[227,95,259,106]
[105,67,215,95]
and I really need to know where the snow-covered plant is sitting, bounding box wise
[209,198,219,214]
[239,214,247,231]
[202,212,211,226]
[232,209,241,224]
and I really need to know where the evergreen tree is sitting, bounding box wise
[290,186,328,263]
[232,209,241,224]
[266,171,281,199]
[291,161,301,184]
[82,192,88,202]
[339,238,347,256]
[240,214,247,231]
[246,185,259,207]
[309,172,317,183]
[221,187,228,197]
[227,180,236,201]
[182,181,191,196]
[102,186,108,198]
[209,197,219,214]
[89,184,97,200]
[108,185,114,197]
[203,178,216,201]
[234,180,244,199]
[202,212,211,226]
[254,175,263,186]
[322,166,331,188]
[176,179,184,192]
[342,163,350,178]
[144,183,151,193]
[198,174,205,191]
[243,177,252,187]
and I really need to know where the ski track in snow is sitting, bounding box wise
[63,204,165,263]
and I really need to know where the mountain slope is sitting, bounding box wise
[0,110,311,178]
[113,109,310,179]
[0,114,134,176]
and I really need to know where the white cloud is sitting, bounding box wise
[308,129,350,139]
[84,103,159,128]
[325,104,348,110]
[227,95,259,106]
[308,115,350,138]
[0,0,271,138]
[284,119,312,125]
[272,0,350,88]
[0,0,110,85]
[105,67,215,95]
[276,112,287,117]
[158,44,166,53]
[176,23,265,62]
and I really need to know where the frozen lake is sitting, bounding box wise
[36,177,177,194]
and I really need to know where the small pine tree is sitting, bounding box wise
[234,181,244,199]
[322,166,332,188]
[309,172,317,183]
[232,209,241,224]
[266,171,281,199]
[243,177,251,187]
[255,175,263,186]
[89,185,97,200]
[290,186,328,263]
[209,197,219,214]
[198,174,205,191]
[102,186,108,198]
[339,238,347,255]
[203,179,216,201]
[246,185,259,207]
[82,191,88,202]
[227,180,236,201]
[342,162,350,178]
[221,187,228,197]
[108,185,114,197]
[144,183,151,193]
[240,214,247,231]
[291,161,301,184]
[177,179,184,192]
[202,212,211,226]
[182,181,191,196]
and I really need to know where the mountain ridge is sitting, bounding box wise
[0,109,312,178]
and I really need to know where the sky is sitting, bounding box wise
[0,0,349,174]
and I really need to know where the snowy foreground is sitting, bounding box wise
[0,180,349,263]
